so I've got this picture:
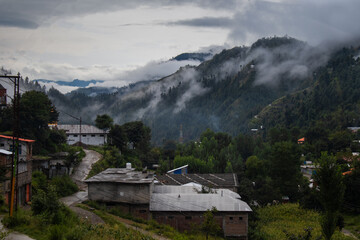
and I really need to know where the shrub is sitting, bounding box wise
[2,209,30,228]
[50,175,78,197]
[48,225,65,240]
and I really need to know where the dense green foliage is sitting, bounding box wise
[253,47,360,147]
[31,171,78,223]
[0,90,65,154]
[88,120,152,177]
[315,153,345,240]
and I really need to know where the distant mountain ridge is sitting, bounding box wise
[36,79,104,87]
[45,36,360,144]
[172,52,213,62]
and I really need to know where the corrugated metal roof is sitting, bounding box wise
[0,149,12,155]
[150,185,252,212]
[57,125,107,134]
[156,173,238,188]
[85,168,154,184]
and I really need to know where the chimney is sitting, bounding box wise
[126,162,132,169]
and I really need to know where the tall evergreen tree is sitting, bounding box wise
[315,152,345,240]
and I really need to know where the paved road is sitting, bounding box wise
[342,228,359,239]
[71,149,102,190]
[0,215,35,240]
[60,149,105,224]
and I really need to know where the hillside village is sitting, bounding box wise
[1,38,360,240]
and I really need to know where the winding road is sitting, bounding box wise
[60,149,104,224]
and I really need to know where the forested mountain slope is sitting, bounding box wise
[251,47,360,132]
[46,37,360,144]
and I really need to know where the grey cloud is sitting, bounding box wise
[167,17,233,28]
[0,16,38,29]
[247,39,329,86]
[228,0,360,45]
[0,0,237,29]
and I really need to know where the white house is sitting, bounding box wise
[56,124,108,146]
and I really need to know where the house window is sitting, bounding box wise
[168,216,174,219]
[185,216,192,220]
[82,135,86,137]
[73,135,78,137]
[229,217,233,220]
[91,135,95,137]
[139,210,147,213]
[0,143,4,147]
[100,134,104,137]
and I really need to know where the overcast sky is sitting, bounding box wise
[1,0,359,91]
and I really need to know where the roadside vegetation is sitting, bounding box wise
[82,200,223,240]
[250,203,354,240]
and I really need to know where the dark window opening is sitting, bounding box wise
[185,216,192,220]
[91,135,95,137]
[229,217,233,220]
[82,135,86,137]
[74,135,78,137]
[168,216,174,219]
[139,210,147,213]
[239,217,243,220]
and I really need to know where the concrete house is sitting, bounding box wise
[57,124,108,146]
[0,135,34,205]
[86,167,252,239]
[32,152,70,178]
[151,184,252,239]
[85,167,154,219]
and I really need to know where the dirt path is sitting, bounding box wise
[342,228,359,239]
[71,149,102,190]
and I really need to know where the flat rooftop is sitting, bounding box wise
[85,168,154,184]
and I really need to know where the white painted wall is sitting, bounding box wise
[66,133,107,146]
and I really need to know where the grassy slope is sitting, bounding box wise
[343,214,360,239]
[255,203,354,240]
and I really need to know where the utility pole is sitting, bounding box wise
[0,73,21,217]
[61,111,82,146]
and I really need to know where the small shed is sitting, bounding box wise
[85,168,154,204]
[167,165,188,174]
